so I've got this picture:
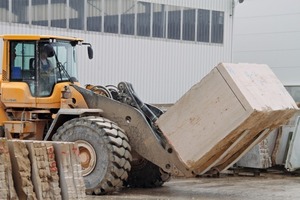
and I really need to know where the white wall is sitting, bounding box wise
[233,0,300,86]
[0,0,233,104]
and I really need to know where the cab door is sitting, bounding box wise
[1,41,37,108]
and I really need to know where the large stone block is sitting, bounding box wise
[156,63,298,174]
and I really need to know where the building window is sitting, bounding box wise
[211,10,224,44]
[4,1,226,45]
[69,0,85,30]
[32,0,49,26]
[167,5,181,40]
[137,2,151,37]
[152,4,166,38]
[87,0,102,32]
[51,0,67,28]
[121,0,135,35]
[197,9,210,43]
[182,8,196,41]
[104,0,119,34]
[12,0,29,24]
[0,0,9,22]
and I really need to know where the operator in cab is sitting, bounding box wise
[39,48,54,73]
[36,45,56,96]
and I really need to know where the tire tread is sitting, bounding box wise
[53,116,132,195]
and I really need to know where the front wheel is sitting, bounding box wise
[52,116,132,194]
[125,152,171,188]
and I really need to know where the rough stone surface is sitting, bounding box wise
[8,140,37,200]
[0,138,18,200]
[26,141,62,200]
[53,142,85,199]
[0,139,85,199]
[45,142,62,200]
[69,143,86,199]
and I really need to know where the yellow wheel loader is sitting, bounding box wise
[0,34,298,195]
[0,34,181,194]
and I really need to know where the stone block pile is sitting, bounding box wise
[0,138,86,200]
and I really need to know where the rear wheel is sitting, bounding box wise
[52,116,132,194]
[125,152,171,188]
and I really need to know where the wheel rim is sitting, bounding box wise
[76,140,97,176]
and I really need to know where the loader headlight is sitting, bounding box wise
[62,86,72,99]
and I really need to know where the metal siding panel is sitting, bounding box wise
[233,0,300,86]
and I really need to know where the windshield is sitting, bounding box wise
[41,41,78,81]
[34,40,78,96]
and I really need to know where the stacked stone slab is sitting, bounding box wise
[0,138,18,200]
[53,142,86,200]
[0,139,86,199]
[45,142,62,199]
[7,140,37,200]
[236,136,273,169]
[69,143,86,199]
[26,141,62,200]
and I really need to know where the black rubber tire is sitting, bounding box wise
[0,126,4,137]
[52,116,132,194]
[125,157,171,188]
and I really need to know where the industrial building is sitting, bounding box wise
[0,0,234,103]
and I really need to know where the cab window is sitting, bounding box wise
[10,41,35,81]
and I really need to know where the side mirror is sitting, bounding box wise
[43,44,55,57]
[87,46,93,59]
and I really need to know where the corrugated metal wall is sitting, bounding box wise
[0,0,233,103]
[233,0,300,87]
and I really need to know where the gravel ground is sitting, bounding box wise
[87,171,300,200]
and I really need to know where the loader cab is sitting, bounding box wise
[9,40,78,97]
[1,35,92,108]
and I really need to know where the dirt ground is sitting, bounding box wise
[87,171,300,200]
